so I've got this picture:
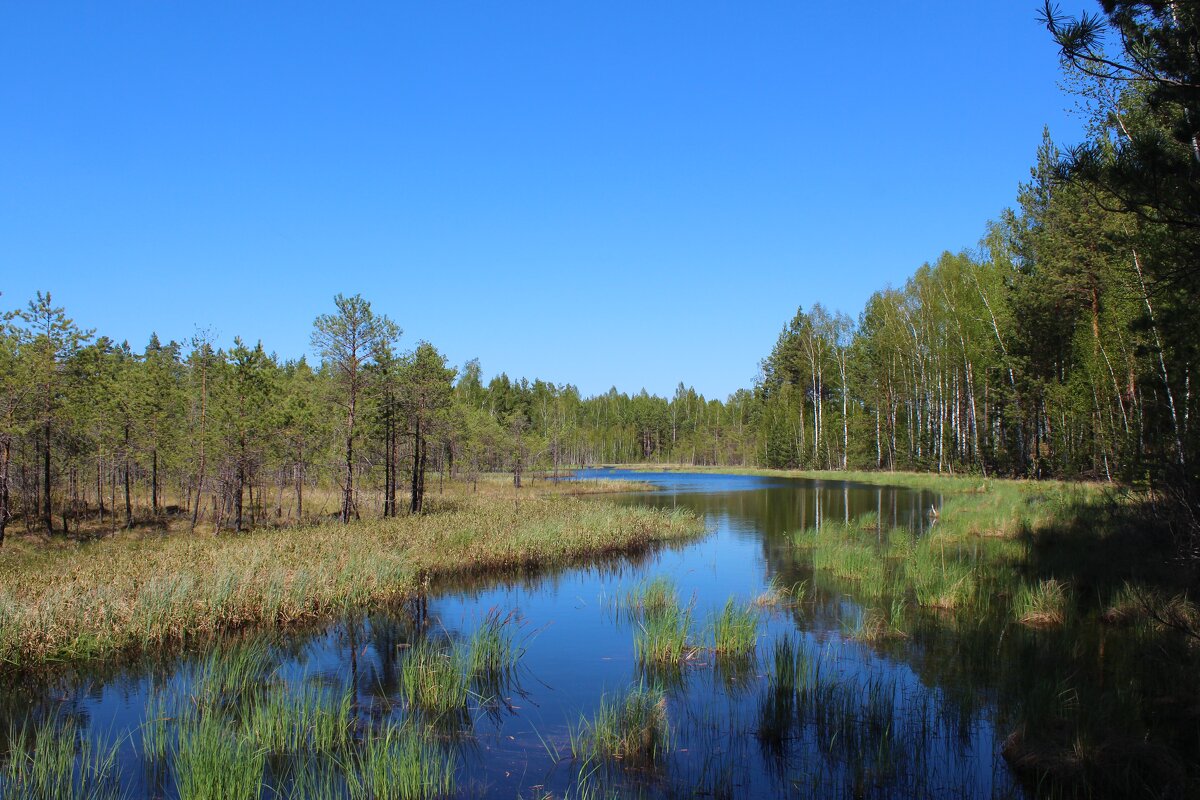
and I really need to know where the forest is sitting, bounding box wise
[1,2,1198,547]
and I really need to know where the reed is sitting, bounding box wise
[348,722,456,800]
[467,609,522,680]
[1,717,123,800]
[400,639,470,716]
[623,575,678,620]
[571,685,670,767]
[633,601,693,666]
[242,683,355,753]
[709,598,758,656]
[174,711,264,800]
[142,689,176,761]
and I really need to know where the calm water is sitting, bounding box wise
[2,470,1039,799]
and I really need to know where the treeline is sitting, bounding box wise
[757,3,1200,491]
[0,291,764,542]
[2,3,1197,542]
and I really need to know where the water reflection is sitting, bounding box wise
[0,471,1049,800]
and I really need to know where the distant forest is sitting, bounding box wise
[1,3,1197,538]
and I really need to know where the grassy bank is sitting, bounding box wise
[0,481,702,668]
[601,464,1199,795]
[767,472,1199,796]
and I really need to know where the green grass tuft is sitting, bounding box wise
[571,685,671,768]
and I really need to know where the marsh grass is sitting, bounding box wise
[243,683,355,753]
[848,599,909,642]
[278,757,349,800]
[348,722,456,800]
[633,602,693,667]
[907,544,977,610]
[193,641,275,709]
[754,632,912,789]
[142,689,176,760]
[0,486,703,668]
[466,610,523,680]
[752,576,795,609]
[1,717,123,800]
[466,610,527,722]
[174,711,264,800]
[764,472,1200,797]
[400,639,470,716]
[571,685,670,768]
[709,598,758,656]
[1013,579,1070,627]
[622,575,677,621]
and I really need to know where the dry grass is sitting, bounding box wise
[0,481,702,668]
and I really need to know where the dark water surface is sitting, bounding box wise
[2,470,1040,799]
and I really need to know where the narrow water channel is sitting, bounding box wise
[2,471,1038,799]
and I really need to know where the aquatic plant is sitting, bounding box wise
[848,599,908,642]
[633,601,693,666]
[174,712,264,800]
[623,575,678,620]
[467,609,523,680]
[348,722,456,800]
[193,640,275,710]
[400,639,470,715]
[571,685,670,767]
[141,689,176,760]
[242,683,355,753]
[1,717,122,800]
[709,598,758,656]
[1013,578,1070,627]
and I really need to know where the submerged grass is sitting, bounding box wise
[0,482,703,668]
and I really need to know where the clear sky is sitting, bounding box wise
[1,2,1084,399]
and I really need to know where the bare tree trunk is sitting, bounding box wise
[295,452,304,522]
[235,463,245,533]
[43,421,53,535]
[410,417,425,514]
[124,424,133,530]
[342,388,356,523]
[191,361,208,533]
[0,436,10,547]
[1133,248,1185,465]
[151,448,158,515]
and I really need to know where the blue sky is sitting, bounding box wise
[1,2,1083,399]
